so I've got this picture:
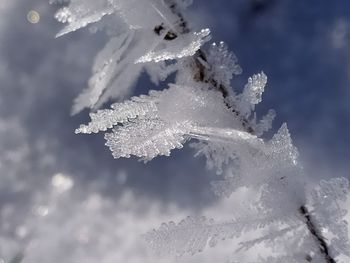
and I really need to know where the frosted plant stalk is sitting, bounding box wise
[54,0,350,262]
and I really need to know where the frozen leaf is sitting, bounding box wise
[237,225,300,251]
[145,213,276,257]
[63,1,350,262]
[55,0,115,37]
[105,119,190,160]
[75,95,158,134]
[267,123,299,166]
[72,31,135,114]
[77,84,261,160]
[136,29,211,63]
[200,42,242,88]
[254,109,276,136]
[236,72,268,118]
[55,0,208,113]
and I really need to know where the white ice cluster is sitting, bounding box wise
[76,84,252,161]
[54,0,350,262]
[55,0,211,114]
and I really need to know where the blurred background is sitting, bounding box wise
[0,0,349,262]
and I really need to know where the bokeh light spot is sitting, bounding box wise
[51,173,74,193]
[27,10,40,24]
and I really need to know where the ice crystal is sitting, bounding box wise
[136,29,211,63]
[254,109,276,136]
[147,122,350,260]
[61,0,350,262]
[105,119,190,160]
[145,214,275,257]
[77,84,256,160]
[147,177,350,260]
[55,0,115,37]
[55,0,212,113]
[192,123,300,196]
[72,31,135,114]
[200,42,242,88]
[236,71,268,118]
[75,88,159,134]
[308,177,350,257]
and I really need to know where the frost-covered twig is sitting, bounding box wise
[299,205,336,263]
[54,0,350,262]
[158,4,341,262]
[155,4,255,133]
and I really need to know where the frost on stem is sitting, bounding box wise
[147,122,350,261]
[55,0,350,262]
[199,42,243,88]
[55,0,211,114]
[237,71,268,117]
[146,176,350,262]
[144,214,277,257]
[55,1,115,37]
[136,28,211,63]
[308,178,350,258]
[76,84,255,161]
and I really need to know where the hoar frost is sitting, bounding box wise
[54,0,350,262]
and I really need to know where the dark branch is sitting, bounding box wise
[154,24,178,40]
[299,206,336,263]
